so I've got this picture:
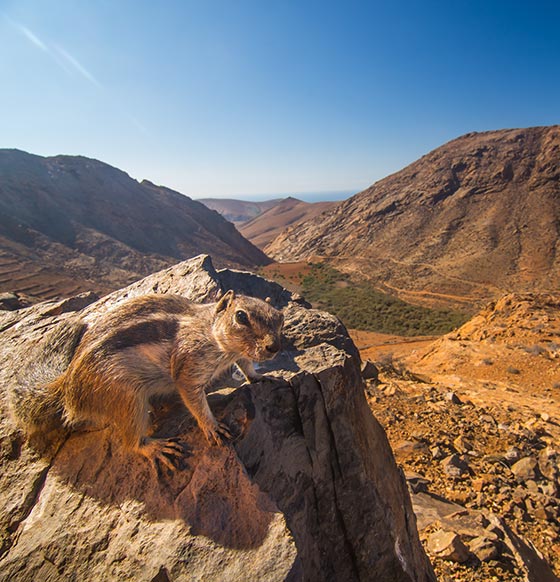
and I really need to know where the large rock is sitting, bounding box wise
[426,530,470,563]
[0,255,435,581]
[412,491,559,582]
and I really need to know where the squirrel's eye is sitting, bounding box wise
[235,310,249,326]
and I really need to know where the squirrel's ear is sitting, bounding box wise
[265,296,272,304]
[215,290,235,313]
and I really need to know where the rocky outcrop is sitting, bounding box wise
[0,255,435,581]
[266,126,560,309]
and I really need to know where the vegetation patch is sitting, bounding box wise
[300,262,469,336]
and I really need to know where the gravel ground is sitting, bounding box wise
[366,367,559,581]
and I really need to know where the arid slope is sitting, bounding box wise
[0,150,270,300]
[267,126,560,308]
[406,292,560,417]
[240,197,335,249]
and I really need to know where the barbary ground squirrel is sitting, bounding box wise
[10,291,284,471]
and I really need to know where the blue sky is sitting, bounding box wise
[1,1,559,200]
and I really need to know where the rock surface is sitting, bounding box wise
[0,255,435,581]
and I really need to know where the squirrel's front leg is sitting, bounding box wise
[235,359,264,383]
[176,382,231,445]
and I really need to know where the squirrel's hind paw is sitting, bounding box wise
[140,436,188,475]
[216,421,232,441]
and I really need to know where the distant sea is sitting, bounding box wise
[195,189,359,203]
[289,189,358,202]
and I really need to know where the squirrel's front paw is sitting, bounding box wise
[245,371,265,383]
[200,420,232,446]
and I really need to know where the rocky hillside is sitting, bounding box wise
[197,198,282,225]
[0,255,435,582]
[0,150,270,301]
[240,197,335,249]
[266,126,560,309]
[354,292,560,580]
[406,292,560,414]
[367,371,559,582]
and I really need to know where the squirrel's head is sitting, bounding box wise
[212,290,284,362]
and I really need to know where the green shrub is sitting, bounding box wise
[301,262,469,336]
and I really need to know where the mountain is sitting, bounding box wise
[239,197,336,249]
[266,126,560,308]
[197,198,283,225]
[0,149,270,301]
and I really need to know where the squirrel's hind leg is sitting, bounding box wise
[118,388,185,474]
[137,436,186,474]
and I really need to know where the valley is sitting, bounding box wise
[260,260,471,336]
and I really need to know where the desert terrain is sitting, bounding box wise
[1,126,558,580]
[351,292,560,581]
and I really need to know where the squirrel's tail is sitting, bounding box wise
[9,372,66,435]
[8,317,87,439]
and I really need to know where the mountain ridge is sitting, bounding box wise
[197,197,283,225]
[239,197,336,249]
[0,149,270,300]
[266,125,560,308]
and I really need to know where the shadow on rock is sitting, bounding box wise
[43,387,274,551]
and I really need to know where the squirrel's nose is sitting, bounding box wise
[265,342,280,354]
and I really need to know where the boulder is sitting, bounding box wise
[426,530,470,563]
[511,457,539,482]
[0,255,435,582]
[0,292,33,311]
[441,454,470,479]
[467,535,499,562]
[537,447,559,482]
[361,359,379,381]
